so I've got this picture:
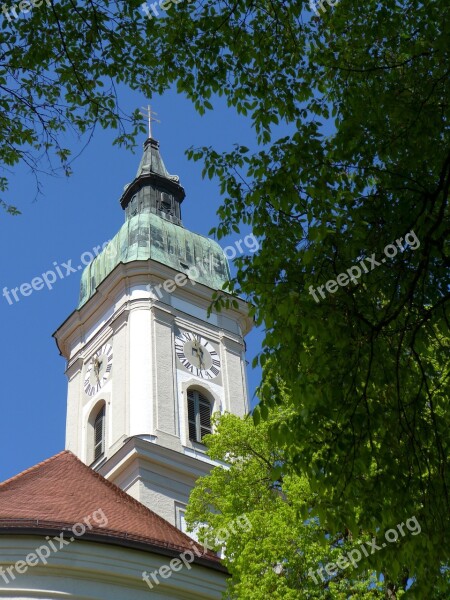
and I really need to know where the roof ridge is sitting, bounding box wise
[0,450,69,488]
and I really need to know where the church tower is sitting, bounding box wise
[53,131,253,529]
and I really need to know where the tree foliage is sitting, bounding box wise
[186,411,448,598]
[154,1,449,590]
[0,0,155,213]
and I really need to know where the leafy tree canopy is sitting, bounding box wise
[0,0,156,213]
[160,1,449,586]
[186,411,448,598]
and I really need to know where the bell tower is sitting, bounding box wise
[53,132,252,528]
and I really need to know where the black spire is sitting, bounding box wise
[119,136,185,226]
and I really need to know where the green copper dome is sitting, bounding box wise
[78,213,230,307]
[78,137,230,308]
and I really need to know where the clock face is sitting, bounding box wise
[175,331,221,379]
[84,344,113,397]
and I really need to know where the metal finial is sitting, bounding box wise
[140,104,160,139]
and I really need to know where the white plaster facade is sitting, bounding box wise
[0,536,227,599]
[54,257,252,526]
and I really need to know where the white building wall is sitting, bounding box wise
[129,306,153,437]
[0,536,227,600]
[57,264,252,522]
[153,310,178,442]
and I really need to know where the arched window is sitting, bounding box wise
[187,389,212,443]
[93,405,106,461]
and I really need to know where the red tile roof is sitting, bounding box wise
[0,450,223,570]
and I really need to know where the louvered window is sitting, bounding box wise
[160,192,172,213]
[93,406,105,461]
[187,390,212,443]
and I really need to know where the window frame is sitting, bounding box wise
[187,389,212,444]
[93,404,106,462]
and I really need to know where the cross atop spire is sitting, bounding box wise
[140,104,160,139]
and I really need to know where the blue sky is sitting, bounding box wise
[0,88,264,481]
